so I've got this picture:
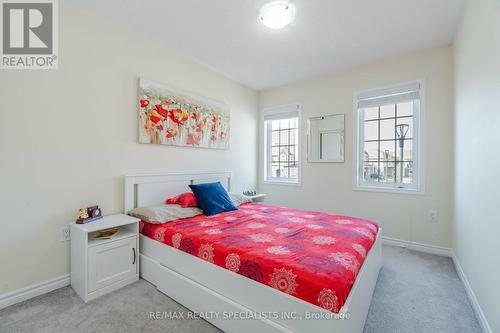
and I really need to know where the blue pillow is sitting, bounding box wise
[189,182,237,216]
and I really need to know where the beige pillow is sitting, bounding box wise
[128,205,202,224]
[229,192,252,206]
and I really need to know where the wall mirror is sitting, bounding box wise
[307,114,345,162]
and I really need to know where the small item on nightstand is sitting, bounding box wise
[76,205,103,224]
[92,228,119,240]
[87,205,102,219]
[243,190,257,196]
[77,208,88,220]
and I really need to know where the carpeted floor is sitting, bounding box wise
[0,246,482,333]
[363,246,481,333]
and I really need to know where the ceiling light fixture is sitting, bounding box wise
[259,1,296,30]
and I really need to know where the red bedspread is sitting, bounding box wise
[140,203,379,313]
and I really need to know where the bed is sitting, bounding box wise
[124,172,381,333]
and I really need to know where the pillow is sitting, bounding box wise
[165,192,198,208]
[229,192,252,206]
[189,182,237,216]
[128,205,202,224]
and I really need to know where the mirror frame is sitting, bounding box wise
[307,114,345,163]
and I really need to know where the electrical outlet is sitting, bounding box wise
[428,210,439,223]
[62,227,71,241]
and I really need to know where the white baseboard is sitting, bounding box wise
[0,274,70,310]
[382,236,452,257]
[451,252,492,333]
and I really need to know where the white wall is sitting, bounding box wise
[0,2,258,294]
[259,47,454,248]
[453,0,500,331]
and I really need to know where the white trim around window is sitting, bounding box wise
[262,104,302,186]
[353,81,425,195]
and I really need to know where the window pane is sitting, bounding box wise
[363,161,380,182]
[286,147,293,162]
[271,163,279,177]
[279,119,290,130]
[380,104,395,118]
[289,166,298,179]
[396,139,413,161]
[271,130,279,145]
[364,107,379,120]
[364,142,379,161]
[272,120,280,130]
[403,162,413,184]
[280,130,289,146]
[277,147,285,162]
[288,129,295,145]
[379,141,396,161]
[380,119,396,140]
[397,101,413,117]
[396,117,413,139]
[279,163,289,178]
[396,162,413,184]
[271,147,280,162]
[379,162,396,183]
[364,121,378,141]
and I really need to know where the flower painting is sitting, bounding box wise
[138,79,230,149]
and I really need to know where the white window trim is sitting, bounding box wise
[262,104,302,186]
[353,81,425,195]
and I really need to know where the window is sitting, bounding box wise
[263,104,300,184]
[355,82,423,193]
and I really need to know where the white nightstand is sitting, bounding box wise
[70,214,140,302]
[245,193,266,203]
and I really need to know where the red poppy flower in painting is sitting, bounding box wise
[220,131,226,138]
[169,108,189,125]
[140,99,149,108]
[211,124,217,132]
[154,104,169,118]
[186,133,201,145]
[166,128,177,139]
[212,115,218,123]
[210,134,217,141]
[150,115,161,124]
[191,113,200,120]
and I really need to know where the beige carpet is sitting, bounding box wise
[0,246,482,333]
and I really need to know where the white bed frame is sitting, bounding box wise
[124,172,381,333]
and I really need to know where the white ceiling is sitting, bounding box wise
[77,0,464,90]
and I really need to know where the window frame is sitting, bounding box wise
[353,81,425,195]
[262,104,302,186]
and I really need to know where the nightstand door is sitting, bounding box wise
[88,236,137,293]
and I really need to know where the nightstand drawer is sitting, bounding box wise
[88,236,137,293]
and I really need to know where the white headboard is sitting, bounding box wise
[124,171,232,213]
